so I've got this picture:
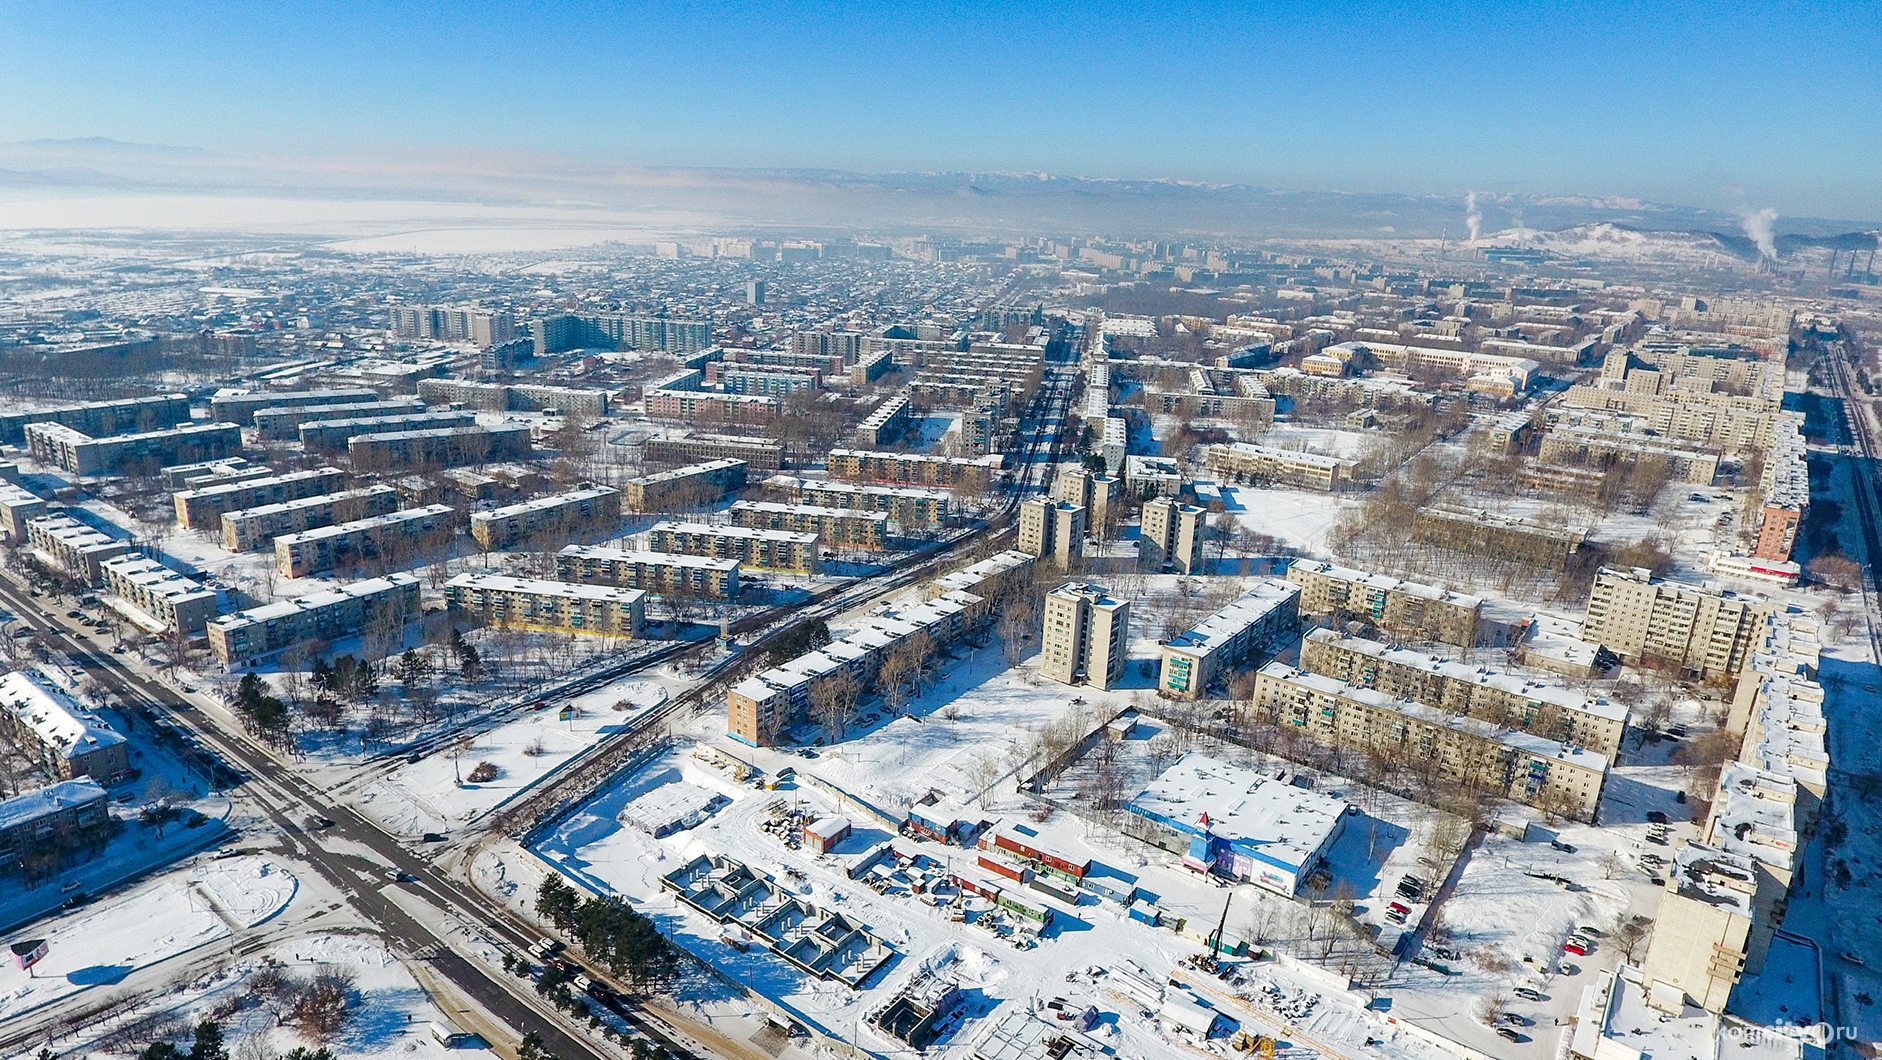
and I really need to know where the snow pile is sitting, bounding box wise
[193,857,297,928]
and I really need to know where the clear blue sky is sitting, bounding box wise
[2,0,1877,218]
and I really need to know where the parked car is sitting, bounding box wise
[1646,810,1668,825]
[1564,940,1588,956]
[1496,1028,1522,1043]
[1514,987,1545,1002]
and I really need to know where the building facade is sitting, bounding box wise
[101,555,219,634]
[645,521,820,575]
[621,459,748,513]
[728,501,888,551]
[175,467,349,530]
[1140,497,1204,574]
[1158,581,1300,699]
[444,573,646,637]
[555,546,741,600]
[207,573,422,668]
[1016,499,1086,569]
[274,504,459,578]
[220,485,400,552]
[1041,583,1130,690]
[469,486,622,550]
[1285,559,1482,647]
[1582,567,1770,681]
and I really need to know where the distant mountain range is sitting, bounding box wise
[1,137,1875,248]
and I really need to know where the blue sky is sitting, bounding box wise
[2,0,1877,218]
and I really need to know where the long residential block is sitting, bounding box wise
[274,504,459,578]
[210,387,381,425]
[645,521,820,575]
[220,485,400,552]
[556,545,741,600]
[1157,580,1301,699]
[1286,559,1482,647]
[207,573,421,668]
[346,423,532,470]
[827,449,1002,491]
[643,435,783,471]
[253,398,425,440]
[445,573,645,637]
[1202,442,1354,492]
[1298,627,1627,759]
[299,410,475,452]
[0,393,192,445]
[1252,661,1608,821]
[27,421,242,477]
[175,467,348,529]
[1582,566,1770,681]
[774,476,952,528]
[101,555,219,634]
[728,501,888,551]
[26,515,130,584]
[622,459,748,513]
[470,486,621,549]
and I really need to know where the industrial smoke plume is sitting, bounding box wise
[1737,205,1778,259]
[1465,191,1481,244]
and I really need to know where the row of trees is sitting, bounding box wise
[536,875,679,991]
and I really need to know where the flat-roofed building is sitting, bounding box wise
[253,398,425,440]
[346,423,532,470]
[622,459,748,513]
[0,779,111,871]
[210,387,380,425]
[1754,414,1807,563]
[0,393,192,445]
[778,477,952,528]
[101,555,219,634]
[644,386,778,425]
[1201,442,1353,492]
[0,670,128,781]
[854,392,911,447]
[1053,468,1118,529]
[643,435,783,471]
[27,421,242,477]
[1158,580,1300,699]
[470,486,621,550]
[1299,627,1628,758]
[1286,559,1482,647]
[158,456,259,488]
[26,515,129,584]
[274,504,458,578]
[1536,426,1720,485]
[207,573,421,668]
[1252,661,1608,820]
[445,572,645,637]
[175,467,348,529]
[728,500,887,550]
[645,521,820,575]
[1140,497,1204,574]
[1017,499,1085,569]
[299,410,475,452]
[556,545,741,600]
[1124,752,1347,895]
[827,449,1002,491]
[0,481,48,539]
[1582,566,1770,681]
[1041,582,1129,690]
[220,485,400,552]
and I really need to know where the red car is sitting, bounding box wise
[1564,940,1588,956]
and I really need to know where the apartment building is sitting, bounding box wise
[220,485,400,552]
[1410,506,1587,571]
[776,477,952,529]
[1041,583,1130,690]
[26,515,130,584]
[175,467,348,529]
[274,504,458,578]
[210,388,380,425]
[207,573,422,668]
[299,410,475,452]
[1158,580,1301,699]
[0,670,128,781]
[642,435,783,471]
[254,398,425,440]
[1251,662,1607,820]
[644,384,778,425]
[387,304,517,346]
[346,423,532,470]
[1286,559,1483,647]
[1754,414,1807,562]
[1299,628,1627,758]
[709,364,821,397]
[101,555,219,634]
[0,393,192,445]
[1053,467,1118,529]
[854,392,911,447]
[1202,442,1353,492]
[470,486,621,550]
[555,545,741,600]
[445,573,645,638]
[728,501,889,551]
[1582,567,1770,680]
[1561,371,1783,456]
[1017,499,1086,569]
[0,779,112,871]
[827,449,1002,492]
[1536,426,1720,485]
[27,421,242,477]
[416,379,609,419]
[158,457,260,489]
[533,312,711,356]
[645,521,820,575]
[790,330,866,362]
[1140,497,1205,574]
[0,482,48,539]
[725,551,1032,746]
[1324,340,1539,393]
[621,459,748,513]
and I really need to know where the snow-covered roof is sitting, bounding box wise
[0,670,125,761]
[0,777,109,832]
[1126,752,1348,874]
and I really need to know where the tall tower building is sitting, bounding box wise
[1040,583,1129,690]
[1054,467,1119,531]
[1141,497,1205,574]
[747,280,767,306]
[1018,499,1086,569]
